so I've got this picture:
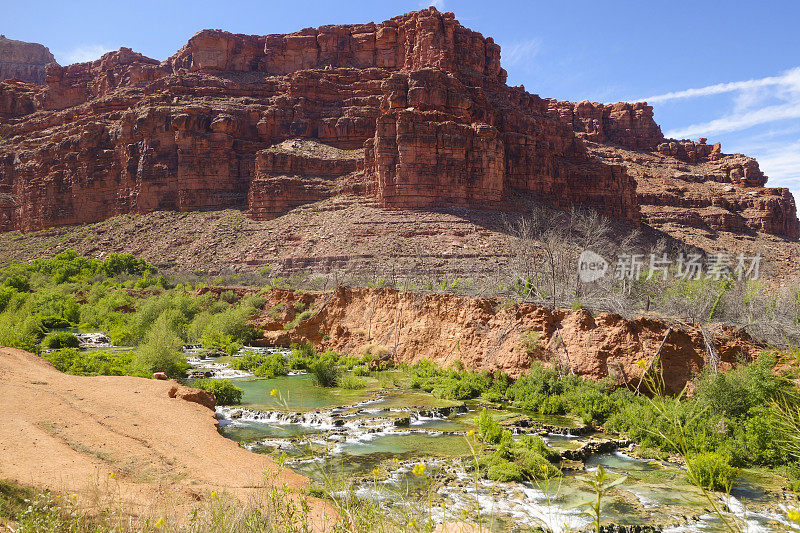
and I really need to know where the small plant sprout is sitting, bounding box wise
[576,465,626,533]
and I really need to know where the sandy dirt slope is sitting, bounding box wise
[0,347,334,529]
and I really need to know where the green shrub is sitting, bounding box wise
[133,314,189,378]
[195,379,243,405]
[283,308,314,330]
[39,316,72,330]
[521,330,542,355]
[287,343,317,370]
[230,351,289,378]
[14,316,46,352]
[687,452,737,492]
[40,348,136,376]
[31,289,80,324]
[340,374,366,390]
[2,273,30,292]
[310,352,340,387]
[41,331,79,349]
[352,364,370,377]
[515,447,561,479]
[519,434,561,462]
[0,286,17,312]
[484,456,523,482]
[477,409,504,445]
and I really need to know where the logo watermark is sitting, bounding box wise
[577,251,761,282]
[577,250,609,283]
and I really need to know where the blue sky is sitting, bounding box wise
[4,0,799,196]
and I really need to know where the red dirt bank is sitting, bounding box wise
[200,286,763,394]
[0,347,333,529]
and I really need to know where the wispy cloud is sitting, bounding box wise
[665,103,800,139]
[631,66,800,141]
[420,0,445,9]
[56,44,115,65]
[500,38,542,67]
[641,67,800,103]
[753,139,800,187]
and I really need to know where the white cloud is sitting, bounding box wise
[631,65,800,142]
[56,44,115,65]
[500,38,542,67]
[640,67,800,104]
[420,0,445,9]
[665,103,800,139]
[753,139,800,189]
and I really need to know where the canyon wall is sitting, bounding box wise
[0,7,796,239]
[0,35,56,84]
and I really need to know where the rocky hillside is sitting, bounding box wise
[0,7,795,242]
[0,35,56,84]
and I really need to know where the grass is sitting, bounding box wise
[0,474,317,533]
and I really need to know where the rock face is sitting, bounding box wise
[0,35,56,84]
[251,286,763,394]
[0,7,795,240]
[587,142,800,238]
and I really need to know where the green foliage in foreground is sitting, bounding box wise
[41,331,79,350]
[411,353,800,488]
[687,452,738,492]
[41,348,138,376]
[475,409,560,482]
[194,379,244,405]
[309,351,341,387]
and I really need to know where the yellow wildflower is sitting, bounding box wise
[635,358,647,369]
[412,463,426,476]
[372,467,379,476]
[210,491,218,498]
[467,429,474,436]
[108,472,115,479]
[788,508,800,521]
[155,517,165,529]
[270,388,278,397]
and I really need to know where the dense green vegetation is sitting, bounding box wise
[475,409,561,482]
[229,350,289,378]
[0,251,264,378]
[194,379,244,405]
[406,354,800,489]
[3,252,799,495]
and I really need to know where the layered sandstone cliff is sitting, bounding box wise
[0,8,795,240]
[0,35,56,84]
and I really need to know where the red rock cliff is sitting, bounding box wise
[0,35,56,85]
[0,7,795,239]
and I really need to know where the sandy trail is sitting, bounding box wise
[0,347,335,529]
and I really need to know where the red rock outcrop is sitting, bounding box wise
[546,100,664,151]
[0,35,56,84]
[587,142,799,238]
[0,7,795,240]
[250,286,763,394]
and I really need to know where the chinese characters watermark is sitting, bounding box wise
[578,250,761,282]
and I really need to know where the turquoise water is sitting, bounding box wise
[210,373,788,531]
[231,374,375,411]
